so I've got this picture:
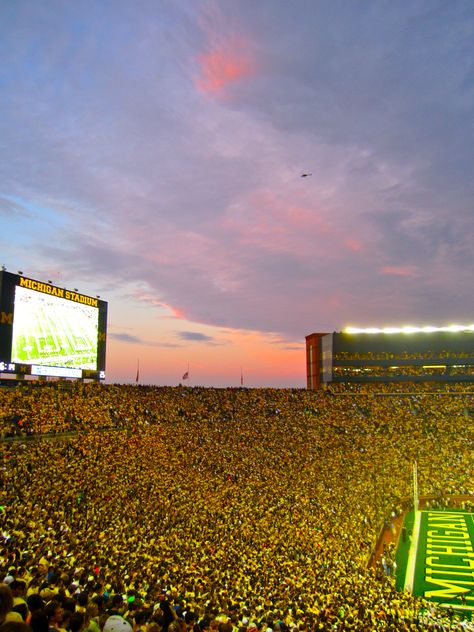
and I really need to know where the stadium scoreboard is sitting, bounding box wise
[0,270,107,380]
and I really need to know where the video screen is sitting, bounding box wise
[11,285,99,370]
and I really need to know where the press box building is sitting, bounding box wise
[306,325,474,389]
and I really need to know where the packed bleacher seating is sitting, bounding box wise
[1,382,473,630]
[333,365,474,378]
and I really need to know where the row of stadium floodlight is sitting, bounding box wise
[344,324,474,334]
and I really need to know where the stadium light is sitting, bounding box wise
[344,324,474,334]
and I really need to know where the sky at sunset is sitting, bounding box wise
[1,1,474,387]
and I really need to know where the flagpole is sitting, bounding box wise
[135,358,140,384]
[413,460,419,514]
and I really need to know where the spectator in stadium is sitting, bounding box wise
[43,602,63,632]
[0,623,32,632]
[103,616,132,632]
[0,585,14,625]
[29,613,49,632]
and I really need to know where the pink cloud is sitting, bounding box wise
[344,238,362,252]
[131,290,186,319]
[380,265,418,277]
[223,191,331,255]
[195,36,255,96]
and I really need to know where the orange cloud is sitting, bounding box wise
[195,37,255,96]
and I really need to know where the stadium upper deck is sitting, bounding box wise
[306,325,474,388]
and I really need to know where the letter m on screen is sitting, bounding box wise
[1,312,13,325]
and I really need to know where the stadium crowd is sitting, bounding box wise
[1,382,474,631]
